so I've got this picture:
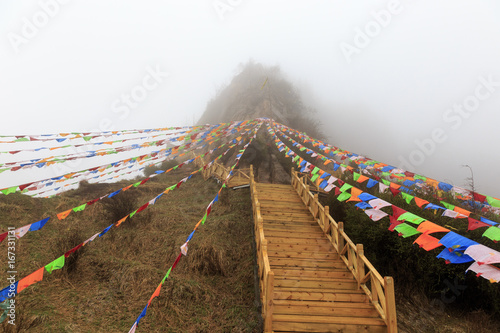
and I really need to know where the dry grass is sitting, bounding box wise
[0,166,260,332]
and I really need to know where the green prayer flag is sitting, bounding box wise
[339,184,353,192]
[394,223,421,238]
[83,136,92,141]
[1,186,17,195]
[487,196,500,208]
[129,209,138,218]
[173,165,178,170]
[133,181,141,187]
[397,212,426,225]
[382,179,391,186]
[311,167,320,174]
[414,175,426,181]
[201,212,208,225]
[14,137,29,142]
[401,193,414,204]
[0,169,8,174]
[311,174,319,183]
[293,155,300,162]
[440,201,455,210]
[72,203,87,212]
[483,226,500,241]
[299,146,306,151]
[337,192,351,202]
[161,267,172,284]
[353,172,360,182]
[45,255,65,274]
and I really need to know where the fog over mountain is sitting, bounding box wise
[0,1,499,197]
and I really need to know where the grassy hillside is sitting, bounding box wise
[0,166,260,332]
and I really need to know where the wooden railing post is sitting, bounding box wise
[385,277,398,333]
[338,222,345,255]
[264,271,274,332]
[324,206,331,235]
[313,193,319,218]
[356,244,365,288]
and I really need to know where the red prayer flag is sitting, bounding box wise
[0,232,8,243]
[65,243,83,257]
[467,217,490,231]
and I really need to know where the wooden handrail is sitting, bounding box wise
[290,167,398,332]
[250,165,274,332]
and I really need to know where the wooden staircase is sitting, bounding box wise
[251,167,397,332]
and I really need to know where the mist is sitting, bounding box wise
[1,0,499,197]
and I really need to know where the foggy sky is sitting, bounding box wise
[1,1,500,197]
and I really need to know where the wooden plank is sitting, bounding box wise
[274,290,368,303]
[273,301,379,318]
[273,299,373,309]
[263,217,317,224]
[273,321,387,333]
[264,230,326,239]
[263,226,323,234]
[274,277,358,290]
[273,314,386,326]
[269,258,346,269]
[272,268,351,279]
[266,236,331,245]
[267,251,339,260]
[267,243,333,252]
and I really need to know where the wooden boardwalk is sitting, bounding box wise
[251,168,397,332]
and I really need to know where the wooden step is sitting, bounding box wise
[274,290,368,303]
[270,258,347,270]
[264,230,326,239]
[272,268,352,279]
[273,300,380,318]
[275,277,358,290]
[267,243,333,252]
[267,251,339,260]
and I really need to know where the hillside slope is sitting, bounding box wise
[198,61,324,141]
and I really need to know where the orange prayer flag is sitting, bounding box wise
[413,234,443,251]
[57,209,72,220]
[324,160,332,165]
[115,216,128,227]
[17,267,44,294]
[148,283,162,306]
[122,185,133,192]
[414,197,429,208]
[417,221,450,234]
[453,206,471,217]
[390,183,401,190]
[64,173,76,179]
[194,220,202,230]
[347,188,363,202]
[356,175,369,183]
